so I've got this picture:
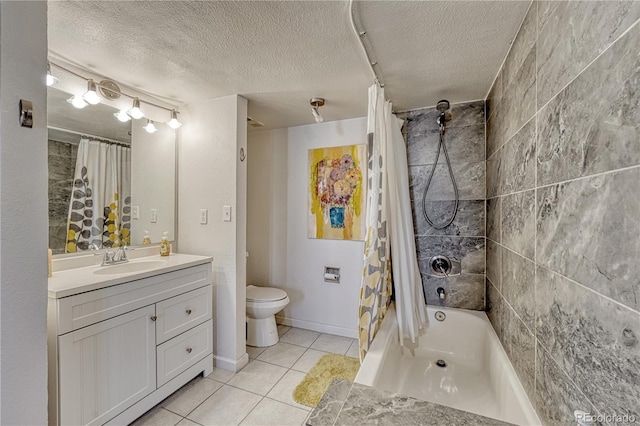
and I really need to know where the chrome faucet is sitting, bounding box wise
[95,245,132,266]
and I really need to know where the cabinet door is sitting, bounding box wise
[59,305,156,426]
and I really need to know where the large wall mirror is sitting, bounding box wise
[48,82,177,255]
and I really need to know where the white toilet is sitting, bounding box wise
[246,285,290,347]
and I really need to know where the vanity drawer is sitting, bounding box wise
[57,263,211,335]
[156,286,212,344]
[157,320,212,386]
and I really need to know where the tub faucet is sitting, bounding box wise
[436,287,446,300]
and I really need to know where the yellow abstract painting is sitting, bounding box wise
[308,144,366,240]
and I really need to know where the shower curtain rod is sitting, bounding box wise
[348,0,393,105]
[48,126,131,147]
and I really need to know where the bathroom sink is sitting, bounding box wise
[93,260,166,275]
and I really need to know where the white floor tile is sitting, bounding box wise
[131,406,183,426]
[239,398,309,426]
[290,349,328,373]
[257,342,306,368]
[227,360,287,396]
[280,328,320,348]
[161,376,223,417]
[246,345,267,359]
[345,339,360,359]
[187,385,261,426]
[266,369,310,411]
[277,324,291,337]
[207,367,236,383]
[310,333,353,355]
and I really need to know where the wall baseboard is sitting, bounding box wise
[214,352,249,372]
[276,315,358,339]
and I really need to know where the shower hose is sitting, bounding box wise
[421,122,459,229]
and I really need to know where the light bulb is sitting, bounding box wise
[114,110,131,122]
[143,119,158,133]
[46,62,58,86]
[127,98,144,119]
[312,107,324,123]
[83,80,101,105]
[167,110,182,129]
[67,96,88,109]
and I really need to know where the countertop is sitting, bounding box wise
[307,379,514,426]
[48,252,213,299]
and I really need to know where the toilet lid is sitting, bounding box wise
[246,285,287,302]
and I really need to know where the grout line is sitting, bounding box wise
[535,17,640,115]
[536,262,640,316]
[533,8,539,409]
[536,163,640,191]
[486,112,535,163]
[491,185,536,200]
[535,340,604,419]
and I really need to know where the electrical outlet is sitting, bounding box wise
[200,209,208,224]
[223,206,231,222]
[150,209,157,223]
[132,206,139,220]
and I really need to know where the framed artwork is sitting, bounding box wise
[308,144,366,240]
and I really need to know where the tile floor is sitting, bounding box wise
[131,325,359,426]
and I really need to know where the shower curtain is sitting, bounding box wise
[65,138,131,252]
[358,85,428,361]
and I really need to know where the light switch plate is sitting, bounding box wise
[223,206,231,222]
[200,209,208,224]
[132,206,139,220]
[150,209,157,223]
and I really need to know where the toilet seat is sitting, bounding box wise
[246,285,287,302]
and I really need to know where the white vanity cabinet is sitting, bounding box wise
[48,255,214,426]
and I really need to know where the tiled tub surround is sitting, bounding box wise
[486,1,640,424]
[307,379,513,426]
[403,101,486,310]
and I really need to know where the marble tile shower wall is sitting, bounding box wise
[485,2,640,425]
[402,101,486,311]
[48,139,78,254]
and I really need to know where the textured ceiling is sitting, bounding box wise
[48,1,530,131]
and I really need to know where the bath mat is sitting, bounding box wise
[292,353,360,408]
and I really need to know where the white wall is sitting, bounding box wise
[0,1,49,424]
[246,129,288,287]
[247,117,367,338]
[131,119,176,245]
[178,95,248,371]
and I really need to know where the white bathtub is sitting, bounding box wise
[355,304,540,425]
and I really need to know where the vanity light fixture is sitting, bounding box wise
[67,95,88,109]
[167,110,182,129]
[310,97,325,123]
[46,62,58,86]
[143,119,158,133]
[127,98,144,119]
[83,80,101,105]
[114,110,132,122]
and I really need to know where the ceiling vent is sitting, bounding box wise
[247,117,264,128]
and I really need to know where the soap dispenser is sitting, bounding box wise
[160,231,170,256]
[142,230,151,245]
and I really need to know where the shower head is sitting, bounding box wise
[436,99,450,113]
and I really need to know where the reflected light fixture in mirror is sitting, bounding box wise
[114,110,131,122]
[67,95,88,109]
[143,119,158,133]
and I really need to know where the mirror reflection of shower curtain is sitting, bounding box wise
[65,138,131,253]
